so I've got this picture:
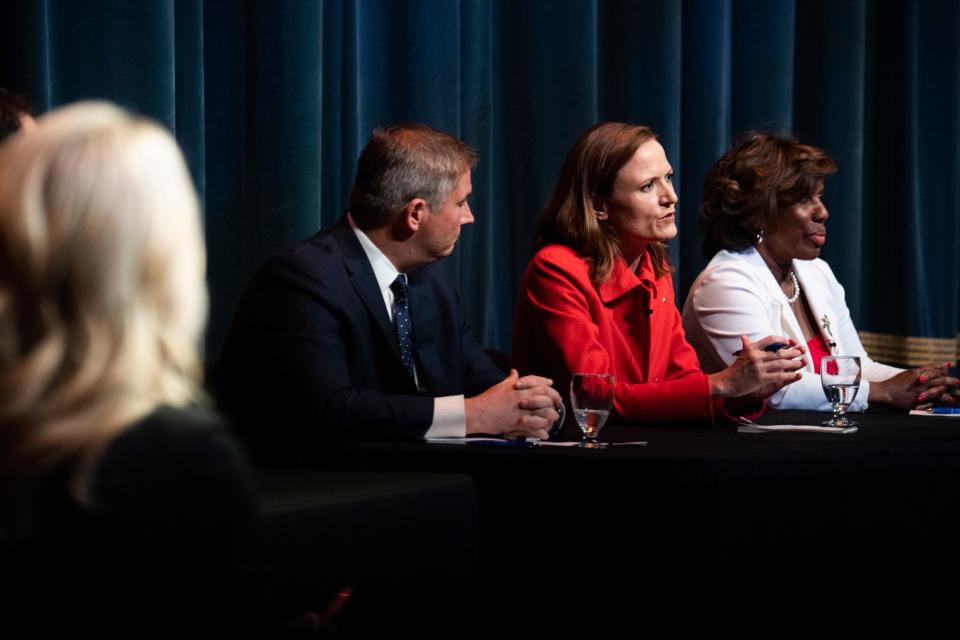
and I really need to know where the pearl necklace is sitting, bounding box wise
[786,270,800,304]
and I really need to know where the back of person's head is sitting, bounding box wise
[699,130,836,258]
[0,88,35,143]
[0,101,206,506]
[349,124,478,230]
[533,121,668,285]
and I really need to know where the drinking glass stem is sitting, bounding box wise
[833,403,845,425]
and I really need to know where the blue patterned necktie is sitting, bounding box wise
[390,274,416,380]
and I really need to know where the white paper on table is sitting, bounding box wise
[425,437,645,447]
[425,437,515,444]
[425,437,552,447]
[737,423,858,434]
[909,410,960,418]
[532,441,581,447]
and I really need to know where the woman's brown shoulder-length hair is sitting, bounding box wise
[532,122,670,285]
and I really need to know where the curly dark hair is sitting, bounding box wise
[0,87,34,143]
[699,131,836,258]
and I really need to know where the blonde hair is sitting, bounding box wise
[0,102,206,505]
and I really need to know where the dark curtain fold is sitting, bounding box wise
[1,0,957,366]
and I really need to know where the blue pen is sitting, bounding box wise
[733,342,787,357]
[931,407,960,415]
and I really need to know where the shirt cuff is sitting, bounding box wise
[424,395,466,438]
[853,379,871,412]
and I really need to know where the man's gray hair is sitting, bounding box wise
[349,124,478,230]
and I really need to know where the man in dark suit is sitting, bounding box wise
[219,124,561,466]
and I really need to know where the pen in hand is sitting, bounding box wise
[733,342,787,357]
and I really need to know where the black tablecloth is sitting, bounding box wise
[334,409,960,616]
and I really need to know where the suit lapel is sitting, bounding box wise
[776,285,806,354]
[408,268,451,394]
[330,220,403,361]
[793,262,837,354]
[600,256,651,379]
[742,248,810,371]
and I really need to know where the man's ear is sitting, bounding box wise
[591,194,608,220]
[400,198,429,232]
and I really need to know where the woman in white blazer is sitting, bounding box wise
[682,132,955,412]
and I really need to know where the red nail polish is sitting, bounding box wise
[918,394,926,402]
[919,375,927,383]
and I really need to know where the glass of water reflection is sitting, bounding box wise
[820,355,861,428]
[570,373,615,448]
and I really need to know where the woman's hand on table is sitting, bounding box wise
[872,362,957,410]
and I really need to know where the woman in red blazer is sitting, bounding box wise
[513,122,805,427]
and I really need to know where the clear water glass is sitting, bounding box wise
[570,373,615,448]
[820,355,861,428]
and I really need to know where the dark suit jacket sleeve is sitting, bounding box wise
[230,254,435,444]
[450,279,508,396]
[219,223,510,462]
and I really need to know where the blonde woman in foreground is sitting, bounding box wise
[0,102,257,632]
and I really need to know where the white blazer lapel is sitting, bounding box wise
[742,248,807,367]
[792,260,838,355]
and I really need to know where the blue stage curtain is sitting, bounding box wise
[1,0,957,366]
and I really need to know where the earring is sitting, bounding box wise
[756,229,764,244]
